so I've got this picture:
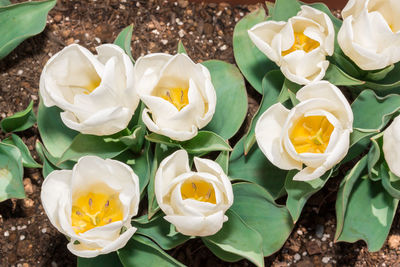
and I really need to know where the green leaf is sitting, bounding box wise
[132,215,190,250]
[335,161,398,251]
[381,165,400,200]
[365,64,395,81]
[3,134,41,168]
[118,235,186,267]
[177,40,187,54]
[233,7,277,93]
[231,183,293,256]
[58,133,127,164]
[244,70,284,154]
[147,144,178,219]
[285,170,332,222]
[215,151,229,174]
[324,64,365,86]
[367,133,384,180]
[203,209,264,267]
[35,140,61,178]
[229,137,287,200]
[37,100,78,159]
[270,0,301,21]
[202,60,248,139]
[146,131,232,155]
[202,239,243,262]
[0,142,25,201]
[1,100,36,132]
[78,253,123,267]
[114,24,134,63]
[341,129,374,164]
[351,90,400,131]
[330,52,361,78]
[0,0,56,59]
[362,62,400,94]
[0,0,11,7]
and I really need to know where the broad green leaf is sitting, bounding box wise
[244,70,284,154]
[341,129,374,164]
[351,90,400,131]
[3,134,41,168]
[1,100,36,132]
[0,142,25,201]
[0,0,56,59]
[285,169,332,222]
[270,0,301,21]
[146,131,232,155]
[78,253,123,267]
[330,52,361,78]
[362,62,400,94]
[229,137,287,200]
[367,133,384,180]
[215,151,229,174]
[324,64,365,86]
[132,215,190,250]
[0,0,11,7]
[203,209,264,267]
[177,40,187,54]
[365,64,395,81]
[202,60,248,139]
[58,133,127,164]
[119,125,145,153]
[335,168,398,252]
[147,144,178,219]
[233,7,277,93]
[381,165,400,200]
[37,100,78,159]
[202,239,243,262]
[35,140,61,178]
[118,235,186,267]
[231,183,294,256]
[114,24,134,63]
[113,143,151,196]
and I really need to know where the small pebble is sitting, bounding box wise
[294,253,301,261]
[322,256,331,263]
[297,230,303,235]
[41,228,47,234]
[17,70,23,75]
[4,230,9,237]
[20,235,25,241]
[11,226,16,231]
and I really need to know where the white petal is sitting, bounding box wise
[40,170,72,236]
[155,150,191,208]
[383,116,400,177]
[164,210,225,237]
[292,165,328,181]
[296,81,353,130]
[68,226,136,258]
[255,103,302,170]
[248,21,287,63]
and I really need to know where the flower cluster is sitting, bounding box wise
[3,0,399,264]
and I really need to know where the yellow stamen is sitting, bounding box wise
[289,115,334,154]
[71,184,123,234]
[181,180,216,204]
[156,87,189,110]
[83,76,102,95]
[282,32,320,56]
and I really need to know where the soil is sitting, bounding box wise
[0,0,400,266]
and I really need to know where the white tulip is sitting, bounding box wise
[40,44,139,135]
[155,150,233,236]
[338,0,400,70]
[41,156,140,258]
[134,53,216,141]
[383,115,400,177]
[248,6,335,85]
[255,81,353,181]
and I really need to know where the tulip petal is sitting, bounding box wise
[255,103,302,170]
[292,165,328,181]
[296,81,353,130]
[383,116,400,177]
[164,210,225,237]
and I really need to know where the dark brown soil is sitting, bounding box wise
[0,0,400,266]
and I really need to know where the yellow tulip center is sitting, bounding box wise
[289,115,334,154]
[83,76,102,95]
[181,180,216,204]
[155,87,189,111]
[282,32,320,56]
[71,185,123,234]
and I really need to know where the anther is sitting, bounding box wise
[88,198,93,207]
[105,200,109,208]
[192,182,197,191]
